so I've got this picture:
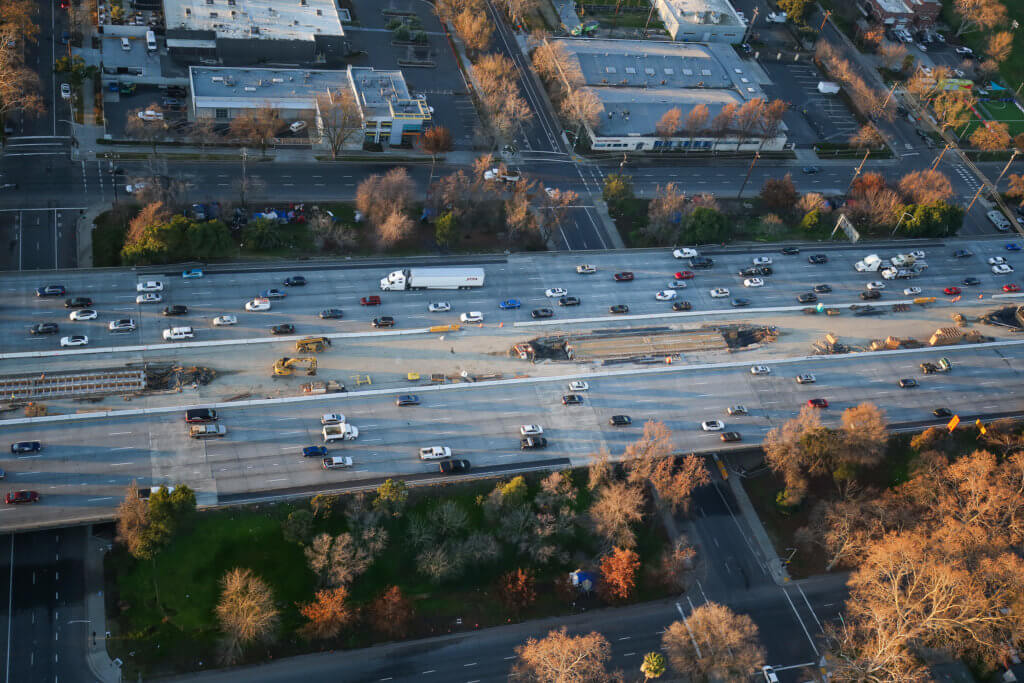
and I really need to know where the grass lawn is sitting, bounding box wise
[941,0,1024,95]
[958,99,1024,140]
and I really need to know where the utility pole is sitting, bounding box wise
[740,7,759,46]
[879,82,897,113]
[240,147,249,208]
[818,10,832,32]
[931,143,951,170]
[737,151,760,199]
[993,149,1020,189]
[642,3,656,38]
[847,148,870,192]
[966,183,985,213]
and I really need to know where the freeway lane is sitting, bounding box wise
[1,343,1023,531]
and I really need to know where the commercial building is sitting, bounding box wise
[550,39,785,152]
[655,0,746,43]
[335,66,430,146]
[862,0,940,26]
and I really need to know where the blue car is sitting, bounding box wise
[499,299,521,309]
[182,269,204,279]
[302,446,327,458]
[1006,243,1022,251]
[260,288,286,299]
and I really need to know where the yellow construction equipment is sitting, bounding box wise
[273,357,317,376]
[295,336,331,352]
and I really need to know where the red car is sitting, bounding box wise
[808,398,829,408]
[5,490,39,504]
[943,287,961,296]
[613,272,634,282]
[1003,283,1021,293]
[674,271,695,280]
[360,295,381,306]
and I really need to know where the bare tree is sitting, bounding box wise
[849,124,884,149]
[537,186,577,244]
[215,568,279,664]
[531,38,582,92]
[317,89,362,159]
[759,99,789,149]
[561,88,602,147]
[797,192,827,214]
[513,627,612,682]
[953,0,1008,36]
[589,481,645,549]
[838,403,889,467]
[355,167,415,228]
[684,103,710,153]
[709,103,736,153]
[734,98,764,148]
[188,117,220,157]
[878,41,908,70]
[662,602,766,681]
[125,104,168,155]
[0,37,44,127]
[453,9,492,53]
[658,535,697,591]
[115,481,155,560]
[655,107,683,150]
[646,183,687,244]
[898,169,953,204]
[229,105,283,154]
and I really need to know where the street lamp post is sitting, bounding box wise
[993,149,1020,190]
[931,143,951,171]
[892,211,914,236]
[847,148,871,192]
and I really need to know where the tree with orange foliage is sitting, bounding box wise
[298,586,355,640]
[970,121,1011,151]
[498,568,537,614]
[370,586,414,639]
[1006,173,1024,206]
[513,627,611,681]
[598,546,640,602]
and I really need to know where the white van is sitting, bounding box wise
[120,37,131,51]
[163,326,194,341]
[988,210,1012,232]
[146,30,157,52]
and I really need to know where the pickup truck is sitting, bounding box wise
[189,424,226,439]
[322,424,359,442]
[920,358,952,374]
[322,456,353,470]
[419,446,452,460]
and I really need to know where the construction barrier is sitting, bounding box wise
[429,324,461,333]
[913,297,937,305]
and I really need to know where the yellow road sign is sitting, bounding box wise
[947,415,960,432]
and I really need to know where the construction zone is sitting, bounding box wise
[0,363,219,403]
[273,357,318,376]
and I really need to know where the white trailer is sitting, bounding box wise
[379,267,486,291]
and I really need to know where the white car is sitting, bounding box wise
[568,380,589,392]
[69,309,97,321]
[108,318,136,331]
[673,248,698,259]
[428,302,451,313]
[125,182,147,195]
[743,278,764,288]
[212,315,237,326]
[136,293,162,304]
[60,83,71,100]
[992,264,1014,274]
[419,446,452,460]
[710,287,730,298]
[289,121,307,133]
[750,365,770,375]
[321,413,345,425]
[701,420,725,432]
[987,256,1007,265]
[460,311,484,323]
[136,110,164,121]
[520,424,543,436]
[655,290,676,301]
[545,288,567,298]
[136,280,164,292]
[60,335,88,347]
[955,46,973,55]
[245,298,271,312]
[576,264,596,274]
[903,287,922,296]
[909,250,926,259]
[752,256,773,266]
[667,280,687,289]
[866,281,885,290]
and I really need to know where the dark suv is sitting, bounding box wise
[29,322,59,335]
[396,395,420,406]
[162,305,189,316]
[284,276,307,287]
[64,297,92,308]
[10,441,41,454]
[372,317,395,328]
[185,408,217,423]
[521,436,548,449]
[35,285,66,297]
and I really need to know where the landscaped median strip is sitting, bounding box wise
[4,337,1024,428]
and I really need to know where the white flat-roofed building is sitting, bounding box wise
[340,66,430,146]
[190,66,349,122]
[655,0,746,43]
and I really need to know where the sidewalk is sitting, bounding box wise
[84,527,123,683]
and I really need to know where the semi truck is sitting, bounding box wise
[920,357,952,374]
[322,423,359,442]
[379,267,485,291]
[855,254,883,272]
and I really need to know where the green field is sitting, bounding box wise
[959,98,1024,140]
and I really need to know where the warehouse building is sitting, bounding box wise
[655,0,746,43]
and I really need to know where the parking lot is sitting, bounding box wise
[761,61,860,144]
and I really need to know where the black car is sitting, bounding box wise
[756,266,773,276]
[961,276,981,286]
[30,322,59,335]
[609,415,632,426]
[284,276,307,287]
[860,290,881,300]
[853,305,881,316]
[10,441,41,454]
[797,293,818,303]
[35,285,66,297]
[689,257,714,269]
[270,323,296,335]
[162,305,189,316]
[720,431,742,442]
[531,308,554,319]
[813,284,832,294]
[439,459,471,474]
[738,266,761,277]
[562,394,583,405]
[731,298,751,307]
[672,301,692,311]
[319,308,343,319]
[396,394,420,406]
[953,249,974,258]
[808,254,828,264]
[521,436,548,449]
[558,296,581,306]
[781,247,801,255]
[64,297,92,308]
[185,408,217,423]
[372,316,395,328]
[898,378,918,388]
[802,166,820,174]
[933,407,953,418]
[613,272,634,281]
[609,304,629,314]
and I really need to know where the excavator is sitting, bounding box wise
[295,336,331,352]
[273,357,317,376]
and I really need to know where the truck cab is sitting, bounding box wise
[322,424,359,442]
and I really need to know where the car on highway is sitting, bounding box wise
[319,308,344,319]
[460,312,483,323]
[898,378,917,388]
[689,257,714,269]
[531,308,554,318]
[781,247,801,255]
[5,491,39,504]
[672,301,692,311]
[182,269,203,279]
[709,287,730,298]
[801,166,820,174]
[731,298,751,307]
[136,293,162,304]
[609,415,632,426]
[64,297,92,308]
[283,275,306,287]
[30,322,59,335]
[396,395,420,406]
[321,413,345,425]
[796,373,816,384]
[854,305,881,316]
[860,290,881,300]
[655,290,676,301]
[69,309,97,321]
[562,394,583,405]
[943,287,961,296]
[361,295,382,306]
[752,256,773,266]
[185,408,217,423]
[813,284,832,294]
[35,285,66,297]
[933,408,953,418]
[136,280,163,292]
[558,296,581,306]
[520,424,543,436]
[438,458,471,475]
[987,256,1007,265]
[797,293,817,303]
[10,441,41,454]
[245,298,271,311]
[162,305,188,316]
[866,281,885,290]
[992,264,1014,275]
[667,280,687,289]
[576,264,596,274]
[322,456,354,470]
[751,365,770,375]
[372,317,395,328]
[738,266,762,277]
[568,380,589,392]
[673,248,698,259]
[727,405,748,416]
[1003,283,1021,292]
[419,446,452,460]
[701,420,724,431]
[613,272,634,281]
[428,302,450,313]
[903,287,922,296]
[259,288,286,299]
[520,437,547,450]
[270,323,295,335]
[609,304,629,314]
[808,254,828,264]
[60,335,88,347]
[302,446,328,458]
[952,249,974,258]
[808,398,829,408]
[545,288,567,298]
[961,276,982,286]
[108,318,136,332]
[674,271,695,280]
[499,299,521,310]
[1006,243,1022,251]
[743,278,764,288]
[213,315,238,326]
[720,431,742,442]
